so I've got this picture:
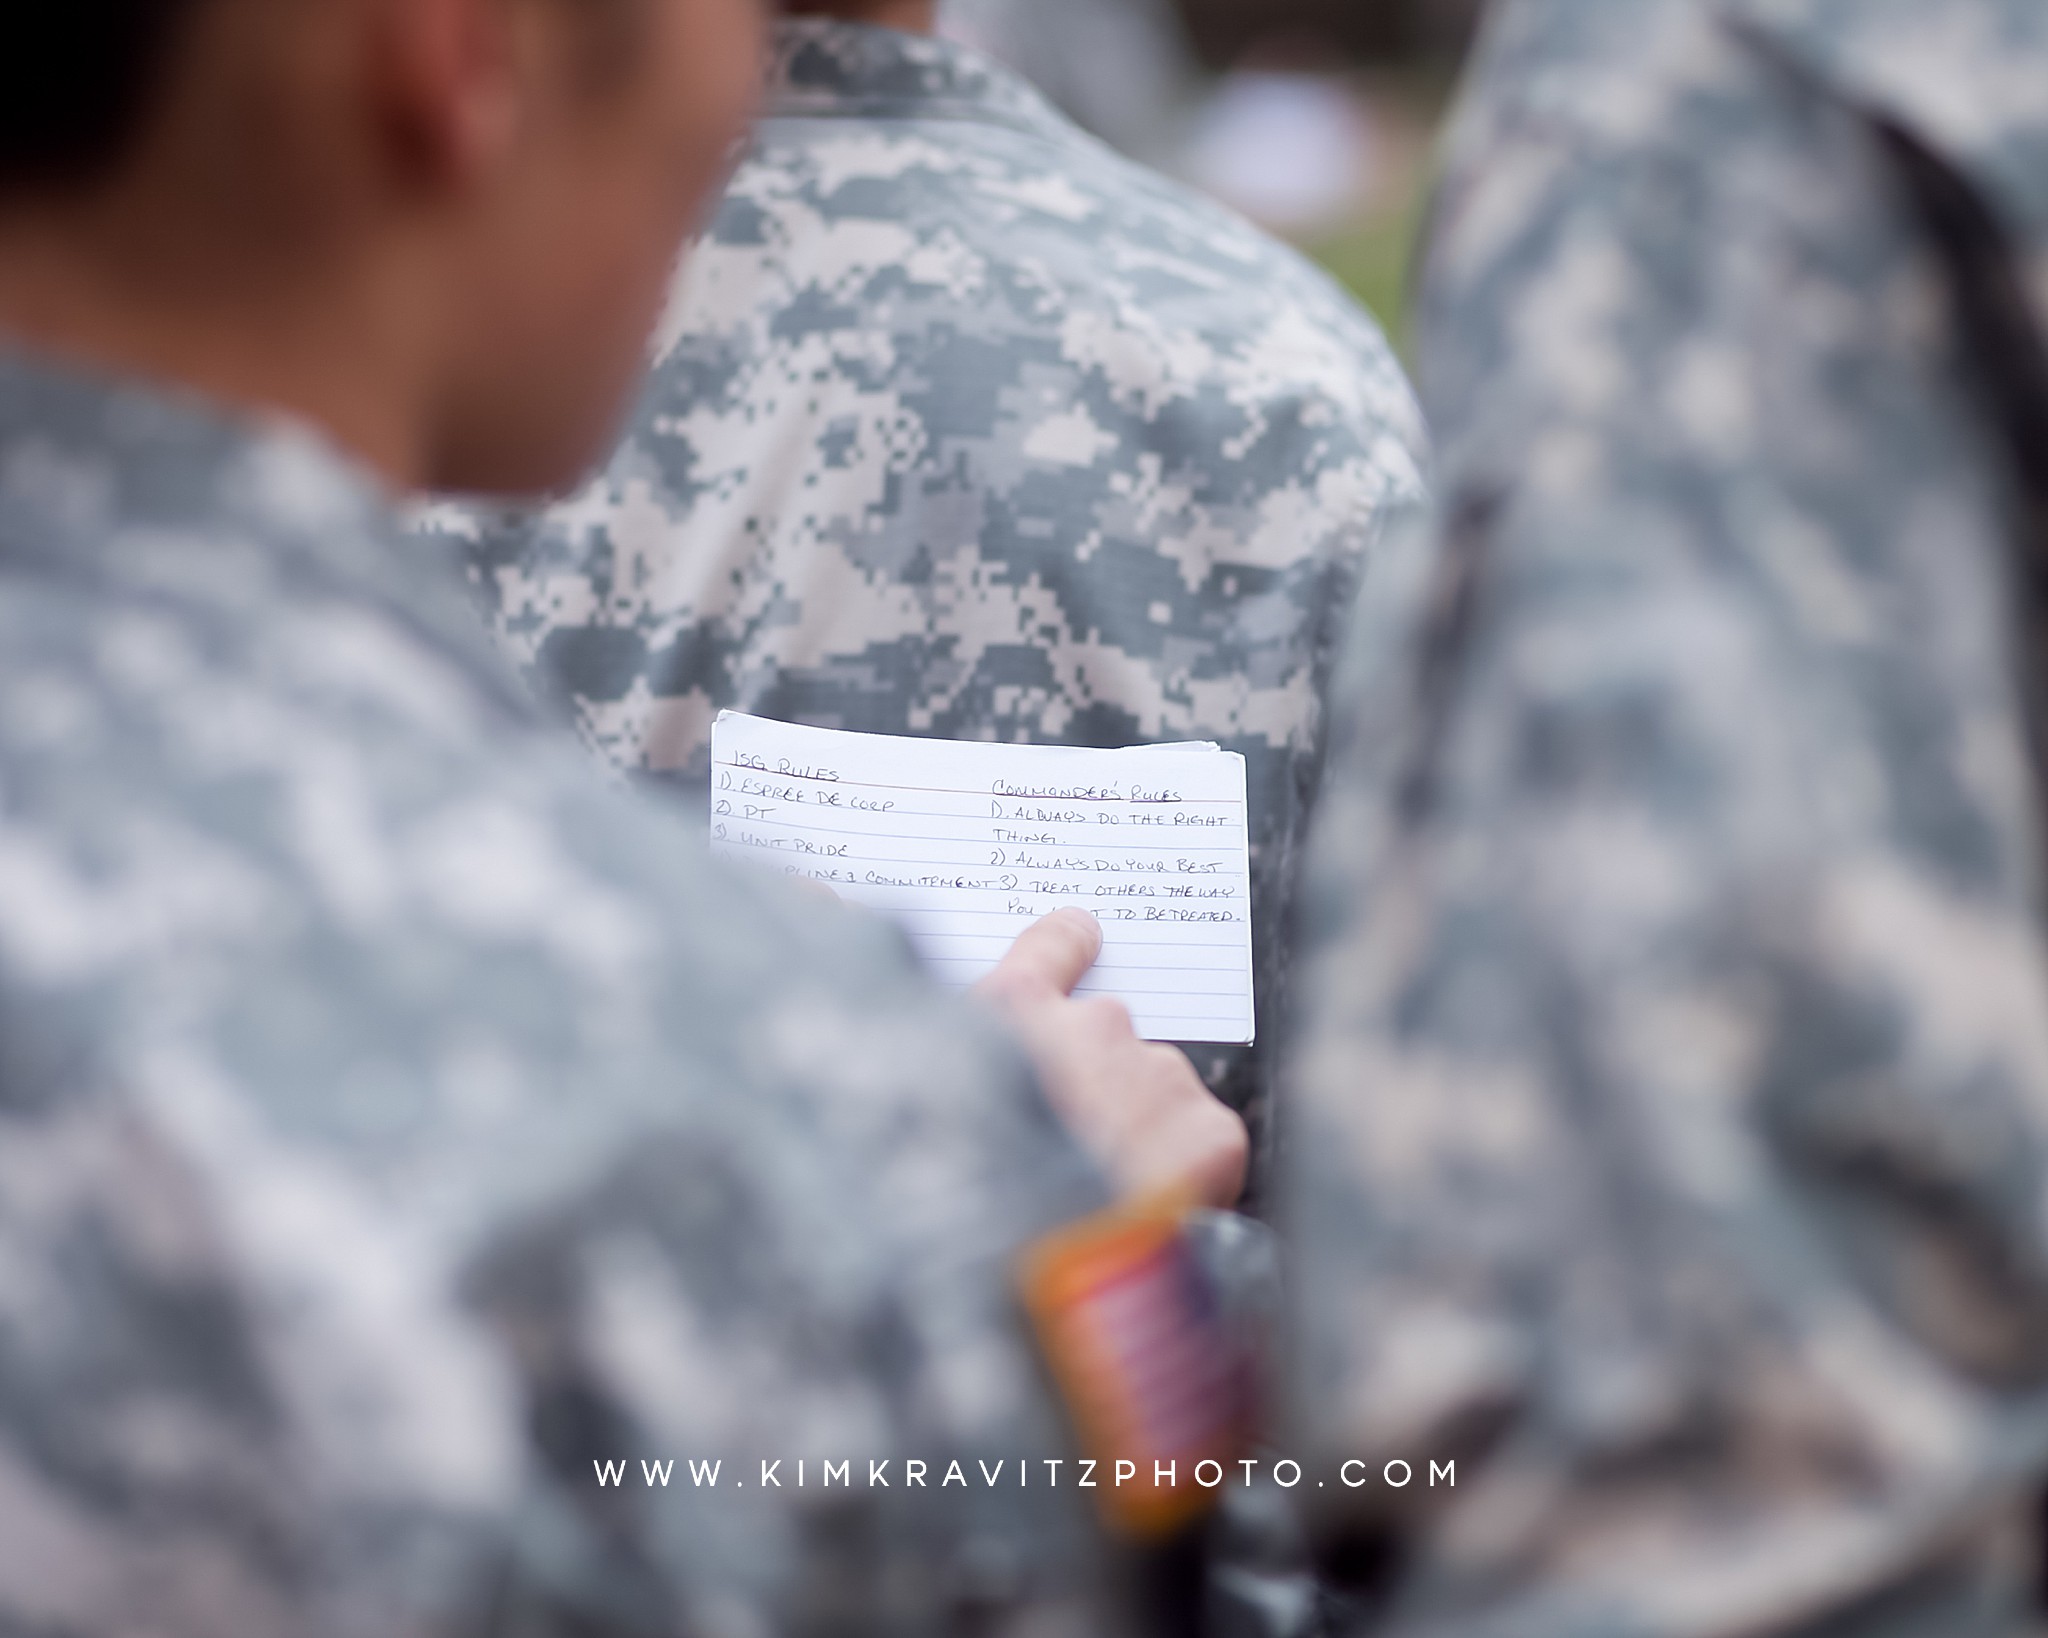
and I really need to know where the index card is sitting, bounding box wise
[710,712,1255,1044]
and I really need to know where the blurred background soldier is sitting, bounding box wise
[427,0,1428,1169]
[1285,0,2048,1633]
[940,0,1201,170]
[0,0,1248,1631]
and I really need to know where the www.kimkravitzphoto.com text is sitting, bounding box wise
[594,1457,1458,1496]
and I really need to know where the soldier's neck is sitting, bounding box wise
[783,2,940,34]
[0,193,439,494]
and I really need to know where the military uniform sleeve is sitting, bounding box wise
[0,843,1127,1638]
[1283,9,2048,1635]
[0,534,1122,1636]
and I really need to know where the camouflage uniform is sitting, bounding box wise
[0,351,1129,1635]
[1284,0,2048,1634]
[425,18,1428,1157]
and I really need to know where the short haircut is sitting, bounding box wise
[0,0,203,193]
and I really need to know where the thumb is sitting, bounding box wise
[977,909,1103,1005]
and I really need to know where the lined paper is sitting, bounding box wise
[710,712,1255,1043]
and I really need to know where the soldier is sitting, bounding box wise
[938,0,1200,166]
[0,0,1248,1632]
[424,0,1428,1169]
[1284,0,2048,1633]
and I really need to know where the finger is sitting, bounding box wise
[977,908,1103,1004]
[1185,1101,1250,1207]
[1072,994,1137,1040]
[1134,1096,1249,1210]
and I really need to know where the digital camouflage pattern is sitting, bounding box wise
[0,352,1129,1636]
[424,18,1428,1151]
[1285,0,2048,1634]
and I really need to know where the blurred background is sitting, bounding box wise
[939,0,1484,348]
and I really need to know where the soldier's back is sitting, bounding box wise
[1284,0,2048,1633]
[441,18,1429,1141]
[0,354,1111,1635]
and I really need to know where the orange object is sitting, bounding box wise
[1018,1199,1250,1539]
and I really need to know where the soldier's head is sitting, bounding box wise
[0,0,765,495]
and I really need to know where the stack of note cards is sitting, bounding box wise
[710,712,1255,1044]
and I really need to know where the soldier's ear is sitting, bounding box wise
[362,0,524,194]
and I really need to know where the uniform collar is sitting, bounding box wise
[0,346,390,570]
[763,17,1075,144]
[0,347,530,710]
[1718,0,2048,319]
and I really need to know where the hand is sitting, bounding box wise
[976,910,1248,1209]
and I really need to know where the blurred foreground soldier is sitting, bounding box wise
[429,3,1427,1157]
[1286,0,2048,1633]
[0,0,1249,1632]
